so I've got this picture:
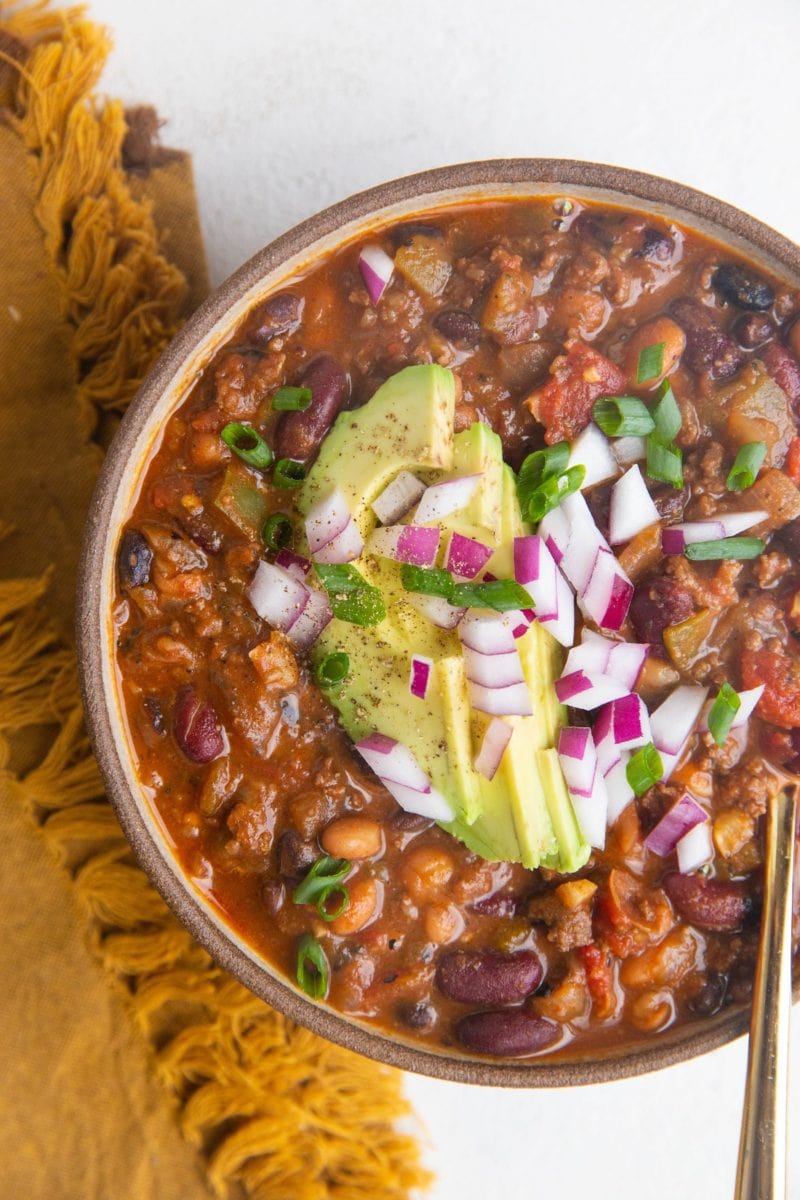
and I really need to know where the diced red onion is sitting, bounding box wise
[356,732,432,791]
[367,524,440,566]
[612,435,646,466]
[474,718,514,780]
[699,683,765,733]
[609,465,660,545]
[559,492,610,594]
[414,473,483,524]
[604,752,634,824]
[537,505,571,564]
[407,591,466,629]
[569,421,619,489]
[676,821,714,874]
[558,726,597,795]
[371,471,426,525]
[555,669,629,710]
[459,612,518,656]
[661,510,768,555]
[247,560,309,629]
[446,531,494,579]
[579,547,634,631]
[643,792,708,857]
[306,489,364,563]
[463,645,525,688]
[564,630,649,691]
[275,549,311,579]
[569,769,609,850]
[593,693,651,753]
[649,684,708,780]
[285,585,332,649]
[313,520,365,564]
[468,680,533,717]
[358,243,394,305]
[381,777,453,822]
[409,655,432,699]
[513,534,575,647]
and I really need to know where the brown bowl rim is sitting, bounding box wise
[77,158,800,1088]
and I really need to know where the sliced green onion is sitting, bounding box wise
[272,385,313,412]
[636,341,666,384]
[296,934,329,999]
[316,884,350,922]
[315,651,350,688]
[592,396,656,437]
[315,563,386,625]
[450,579,535,612]
[518,441,571,489]
[273,458,306,488]
[626,742,664,796]
[220,422,273,469]
[707,682,742,747]
[400,564,455,600]
[262,513,294,549]
[524,465,585,522]
[293,855,351,905]
[727,442,767,492]
[685,536,764,561]
[646,437,683,489]
[651,380,682,442]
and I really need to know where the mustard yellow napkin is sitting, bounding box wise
[0,6,429,1198]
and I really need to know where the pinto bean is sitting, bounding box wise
[629,577,694,658]
[118,529,153,588]
[732,312,776,349]
[455,1009,560,1057]
[433,308,481,345]
[670,297,745,381]
[246,292,303,345]
[623,316,686,388]
[273,354,349,461]
[663,871,751,932]
[321,815,382,860]
[437,949,543,1005]
[761,342,800,407]
[713,263,775,311]
[619,925,698,989]
[330,876,379,934]
[173,686,225,764]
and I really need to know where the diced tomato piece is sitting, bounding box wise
[742,647,800,730]
[578,943,616,1021]
[527,338,626,444]
[785,436,800,485]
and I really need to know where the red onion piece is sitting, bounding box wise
[604,752,634,824]
[569,768,608,850]
[661,510,767,554]
[247,560,310,629]
[474,718,514,780]
[275,549,311,578]
[371,471,426,525]
[644,792,708,857]
[312,518,365,564]
[468,680,533,717]
[367,524,440,566]
[609,465,660,545]
[649,684,708,778]
[538,505,571,564]
[382,777,452,822]
[579,547,634,631]
[358,243,394,305]
[569,421,619,489]
[356,732,433,791]
[558,726,597,795]
[414,473,483,524]
[285,584,332,649]
[701,683,764,732]
[446,531,494,579]
[555,669,629,710]
[513,534,575,647]
[563,630,648,691]
[407,591,466,629]
[676,821,714,873]
[409,655,432,699]
[462,645,526,688]
[459,612,518,656]
[612,435,647,466]
[593,693,651,753]
[560,497,610,595]
[305,488,352,554]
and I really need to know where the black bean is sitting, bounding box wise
[280,693,300,726]
[247,292,303,345]
[398,1001,436,1030]
[636,226,674,262]
[390,810,434,832]
[688,971,728,1016]
[455,1009,560,1057]
[778,515,800,557]
[143,696,167,735]
[432,308,481,345]
[390,222,443,247]
[650,483,690,524]
[732,311,776,349]
[261,880,285,915]
[712,263,775,311]
[437,949,543,1005]
[278,830,316,879]
[669,297,745,381]
[118,528,153,588]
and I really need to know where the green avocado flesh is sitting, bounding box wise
[299,364,589,873]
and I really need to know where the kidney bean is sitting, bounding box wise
[390,221,444,247]
[273,354,349,461]
[636,226,674,262]
[437,949,543,1005]
[629,577,694,658]
[732,311,776,349]
[713,263,775,311]
[173,686,225,764]
[246,292,303,345]
[118,529,153,588]
[663,871,752,932]
[433,308,481,345]
[760,341,800,407]
[278,829,317,878]
[669,297,745,380]
[471,893,519,918]
[455,1008,559,1057]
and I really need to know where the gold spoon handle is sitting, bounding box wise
[734,787,797,1200]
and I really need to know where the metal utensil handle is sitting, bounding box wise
[734,788,797,1200]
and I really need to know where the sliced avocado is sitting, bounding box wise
[299,364,456,529]
[448,421,504,543]
[537,748,591,873]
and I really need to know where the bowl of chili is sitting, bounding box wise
[78,160,800,1086]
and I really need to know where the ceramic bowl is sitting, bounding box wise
[77,159,800,1086]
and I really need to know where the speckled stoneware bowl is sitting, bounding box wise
[77,160,800,1087]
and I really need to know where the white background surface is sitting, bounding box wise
[88,1,800,1195]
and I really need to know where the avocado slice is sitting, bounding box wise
[300,366,588,870]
